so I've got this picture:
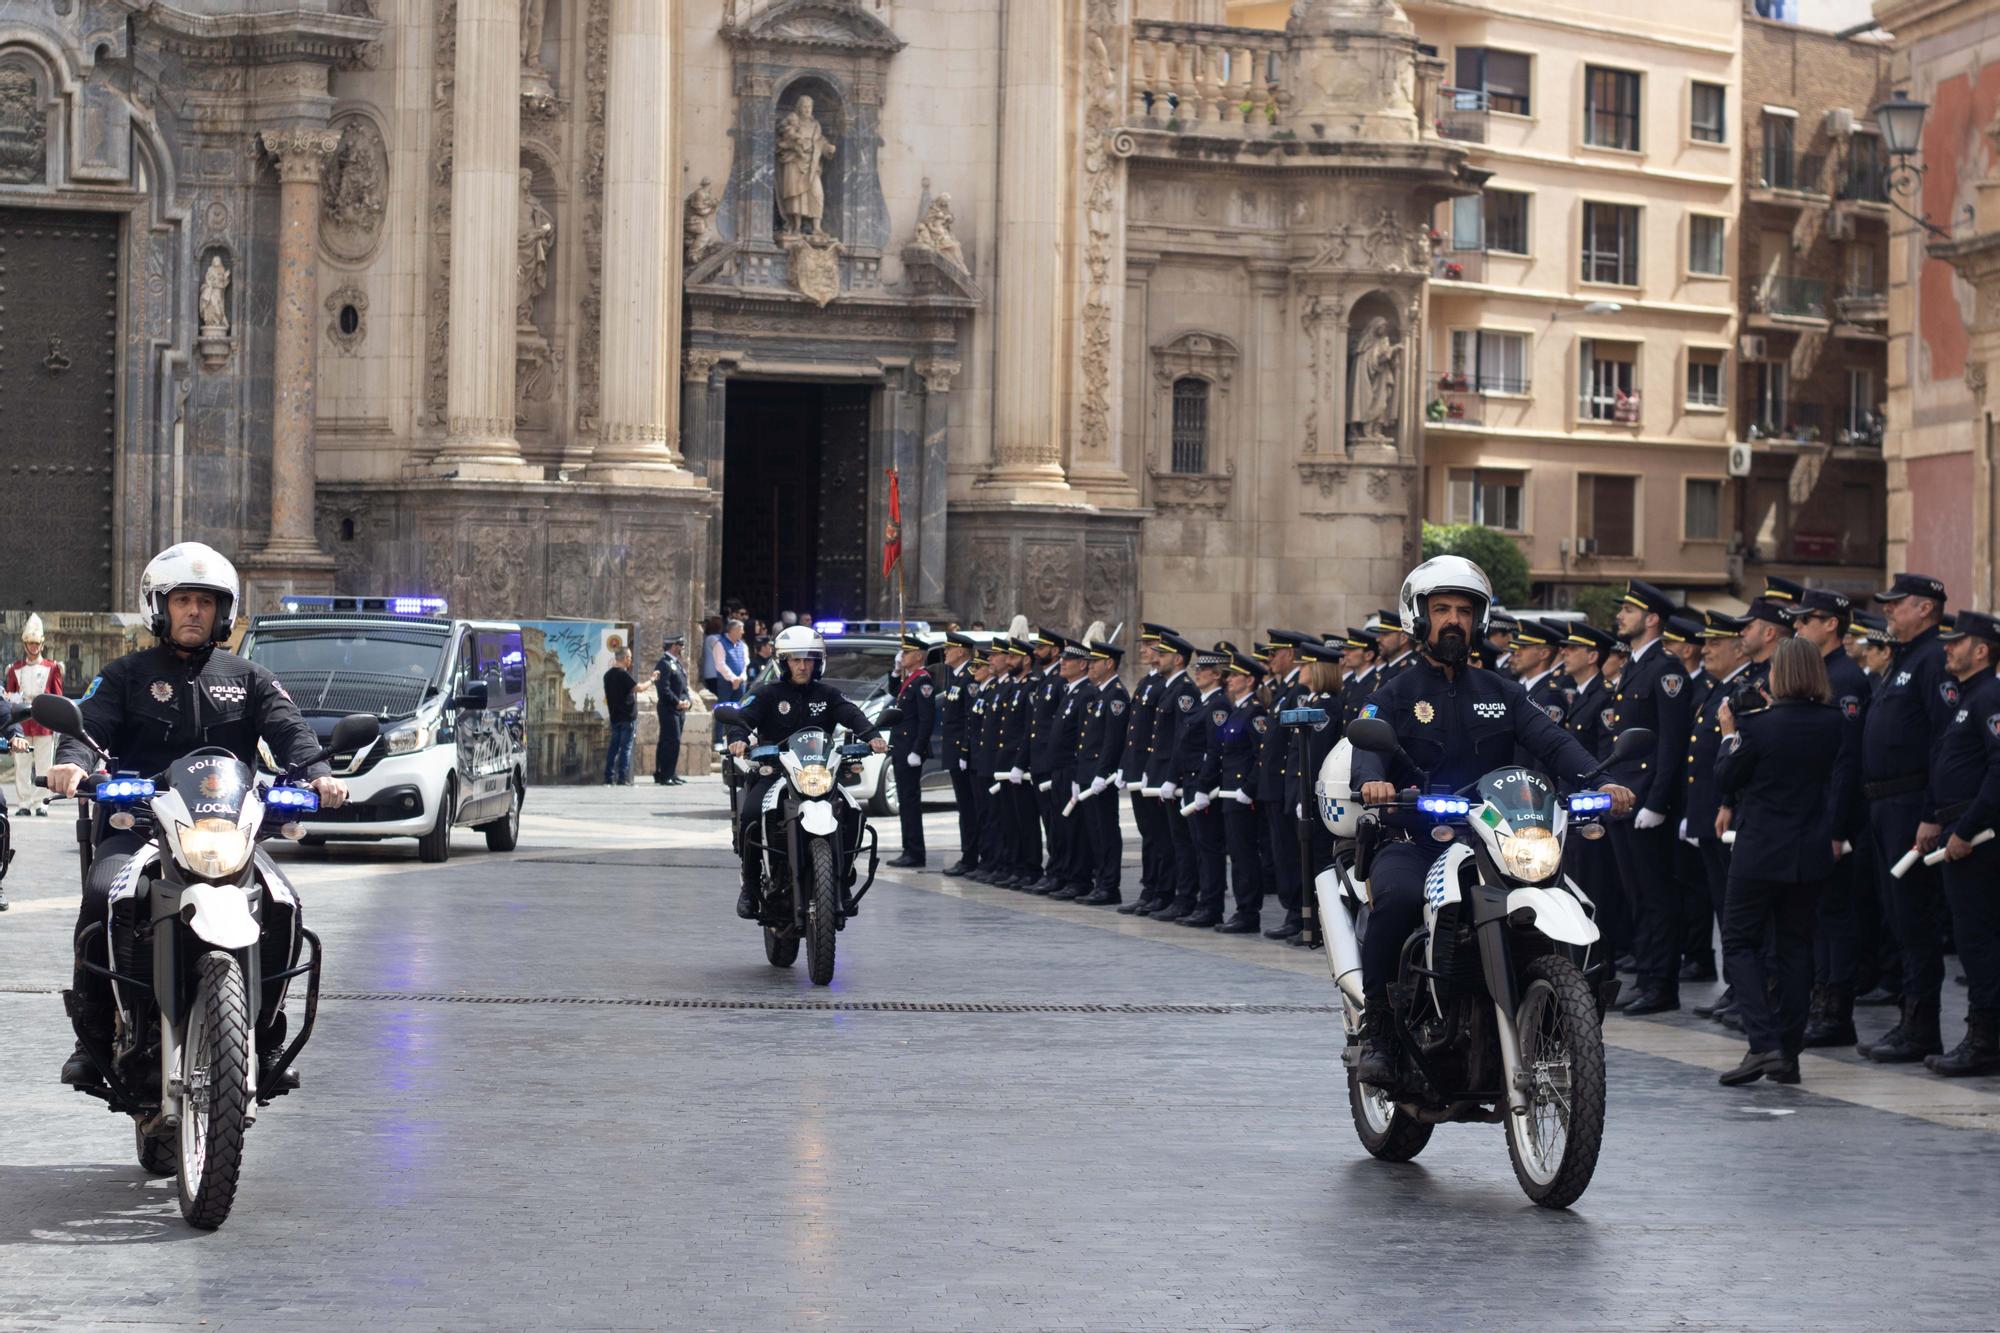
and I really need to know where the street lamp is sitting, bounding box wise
[1870,89,1959,240]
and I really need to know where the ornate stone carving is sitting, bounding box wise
[521,0,555,106]
[1968,361,1989,404]
[911,190,966,272]
[915,359,960,395]
[1083,548,1122,625]
[776,95,837,237]
[1347,315,1400,442]
[424,0,458,425]
[199,255,231,336]
[574,0,611,437]
[325,283,368,354]
[784,234,843,308]
[1148,463,1235,513]
[684,348,724,384]
[1078,4,1122,460]
[1022,543,1075,624]
[1298,290,1341,455]
[321,116,389,264]
[683,176,722,268]
[0,62,47,184]
[1296,459,1350,498]
[261,127,343,182]
[1367,468,1392,500]
[516,169,555,329]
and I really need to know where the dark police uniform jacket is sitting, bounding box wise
[1715,700,1844,882]
[1606,638,1694,817]
[1928,670,2000,842]
[1377,650,1419,688]
[968,678,1002,775]
[1350,657,1599,794]
[59,644,329,779]
[890,668,937,765]
[938,663,973,762]
[1824,648,1871,841]
[1026,667,1065,779]
[995,672,1032,776]
[1340,667,1378,730]
[720,676,879,749]
[1256,671,1303,803]
[1862,624,1956,819]
[1684,666,1743,835]
[1199,692,1266,796]
[1170,685,1223,789]
[1565,673,1609,761]
[1048,677,1093,783]
[1081,675,1130,786]
[654,652,690,708]
[1120,670,1163,785]
[1145,671,1198,789]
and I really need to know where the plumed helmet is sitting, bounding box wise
[772,624,827,680]
[1314,738,1363,837]
[1398,554,1493,642]
[20,613,45,644]
[139,542,239,643]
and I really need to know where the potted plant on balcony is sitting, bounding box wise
[1447,400,1466,420]
[1443,261,1464,280]
[1426,398,1448,423]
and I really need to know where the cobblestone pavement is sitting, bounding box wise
[1,782,1995,1330]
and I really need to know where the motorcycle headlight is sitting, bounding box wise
[793,763,834,797]
[1498,826,1563,882]
[179,817,252,880]
[384,718,433,755]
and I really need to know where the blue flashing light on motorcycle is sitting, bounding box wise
[265,785,321,813]
[95,778,157,802]
[1416,795,1470,816]
[1567,792,1614,814]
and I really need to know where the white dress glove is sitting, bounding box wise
[1007,767,1025,784]
[1087,776,1109,797]
[1233,790,1254,806]
[905,753,923,768]
[1189,791,1212,813]
[1159,782,1179,801]
[1113,773,1127,791]
[1635,807,1666,831]
[958,759,967,771]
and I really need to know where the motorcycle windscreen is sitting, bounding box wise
[169,753,256,823]
[784,728,832,768]
[1474,767,1559,835]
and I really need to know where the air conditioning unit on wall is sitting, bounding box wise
[1825,107,1856,138]
[1739,334,1768,360]
[1728,441,1754,477]
[1827,209,1855,240]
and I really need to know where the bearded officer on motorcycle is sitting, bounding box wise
[722,625,886,919]
[1350,556,1635,1085]
[47,543,348,1089]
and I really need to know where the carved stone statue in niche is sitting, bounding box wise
[0,64,45,184]
[199,255,231,334]
[912,193,965,271]
[683,176,721,268]
[516,169,554,329]
[776,96,836,237]
[520,0,554,105]
[1347,316,1400,442]
[321,119,388,263]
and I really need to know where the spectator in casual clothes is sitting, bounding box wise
[699,615,725,697]
[6,614,63,817]
[602,648,650,786]
[712,619,751,703]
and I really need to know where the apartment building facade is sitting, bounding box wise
[1405,0,1743,605]
[1736,14,1893,599]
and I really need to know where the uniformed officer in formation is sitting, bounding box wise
[1923,609,2000,1075]
[938,632,980,877]
[887,631,937,868]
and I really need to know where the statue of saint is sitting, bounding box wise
[521,0,548,72]
[516,169,554,328]
[683,176,721,267]
[913,193,965,271]
[1347,316,1401,440]
[776,96,836,237]
[199,255,230,334]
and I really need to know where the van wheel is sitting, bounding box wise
[479,777,523,852]
[418,781,454,863]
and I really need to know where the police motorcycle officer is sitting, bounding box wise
[47,543,350,1090]
[1349,557,1635,1086]
[721,626,886,919]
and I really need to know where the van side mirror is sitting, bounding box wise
[453,679,490,712]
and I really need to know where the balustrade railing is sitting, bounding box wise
[1129,22,1288,134]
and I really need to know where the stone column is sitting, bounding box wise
[981,0,1071,497]
[241,127,342,609]
[587,0,689,485]
[432,0,535,476]
[916,359,959,612]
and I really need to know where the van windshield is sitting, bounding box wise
[244,628,447,718]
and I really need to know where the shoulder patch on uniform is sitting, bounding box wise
[1990,713,2000,740]
[1601,706,1617,729]
[1942,680,1961,706]
[1212,708,1228,725]
[920,680,933,696]
[1840,694,1860,721]
[1110,699,1126,715]
[81,675,102,701]
[1359,703,1378,719]
[1544,703,1565,722]
[1662,673,1684,698]
[1178,694,1194,712]
[1252,715,1270,734]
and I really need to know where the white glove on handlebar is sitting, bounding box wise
[1634,807,1666,831]
[905,753,922,768]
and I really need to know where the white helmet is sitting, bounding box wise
[139,542,240,643]
[772,624,827,680]
[1398,555,1493,642]
[1315,738,1363,837]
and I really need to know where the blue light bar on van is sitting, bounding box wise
[95,778,156,802]
[814,619,846,636]
[265,785,321,812]
[279,595,449,616]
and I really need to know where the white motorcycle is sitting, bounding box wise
[735,707,900,985]
[37,693,379,1229]
[1309,714,1650,1209]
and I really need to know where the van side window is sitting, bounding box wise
[474,631,526,706]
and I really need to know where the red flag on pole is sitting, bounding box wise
[882,466,903,578]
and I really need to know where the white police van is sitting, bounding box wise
[240,596,526,861]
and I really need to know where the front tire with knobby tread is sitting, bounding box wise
[1505,954,1607,1210]
[177,950,250,1229]
[1347,1065,1433,1162]
[806,839,838,986]
[134,1121,175,1176]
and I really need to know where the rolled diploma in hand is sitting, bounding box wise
[1921,827,1994,867]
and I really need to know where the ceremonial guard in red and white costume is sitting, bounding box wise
[6,614,63,815]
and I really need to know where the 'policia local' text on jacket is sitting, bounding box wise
[58,644,329,780]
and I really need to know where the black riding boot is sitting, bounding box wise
[1802,983,1857,1048]
[1926,1009,2000,1077]
[1355,989,1396,1087]
[1863,998,1943,1063]
[60,994,113,1088]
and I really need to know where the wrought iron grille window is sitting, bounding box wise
[1171,377,1209,474]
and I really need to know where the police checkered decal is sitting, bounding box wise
[1424,855,1450,908]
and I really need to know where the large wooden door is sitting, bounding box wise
[814,387,871,619]
[0,208,119,610]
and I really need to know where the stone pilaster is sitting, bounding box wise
[241,127,342,611]
[981,0,1072,499]
[431,0,536,478]
[586,0,691,486]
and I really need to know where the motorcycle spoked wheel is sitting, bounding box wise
[805,839,839,986]
[1504,954,1606,1210]
[763,925,799,968]
[176,950,251,1229]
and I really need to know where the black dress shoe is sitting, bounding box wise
[1151,901,1191,923]
[736,885,760,920]
[1030,876,1062,895]
[1694,989,1736,1020]
[942,862,973,878]
[1681,959,1719,982]
[1716,1007,1744,1032]
[1718,1048,1785,1086]
[1264,920,1303,941]
[1079,889,1122,906]
[1178,910,1223,929]
[1214,916,1261,934]
[1614,954,1638,973]
[887,853,925,869]
[1116,897,1150,915]
[1622,991,1681,1016]
[1855,984,1902,1007]
[1769,1056,1802,1085]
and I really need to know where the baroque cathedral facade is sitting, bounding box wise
[0,0,1474,645]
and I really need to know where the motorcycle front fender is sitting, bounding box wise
[180,881,260,951]
[798,798,838,838]
[1505,886,1599,947]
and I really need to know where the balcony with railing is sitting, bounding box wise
[1749,149,1828,205]
[1837,161,1891,208]
[1748,273,1829,327]
[1127,23,1289,136]
[1833,284,1887,328]
[1746,401,1828,444]
[1427,365,1533,428]
[1432,248,1485,283]
[1437,86,1488,144]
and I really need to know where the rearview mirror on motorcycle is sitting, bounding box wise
[1608,727,1653,762]
[874,705,903,731]
[327,713,382,756]
[32,691,87,739]
[1344,716,1398,755]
